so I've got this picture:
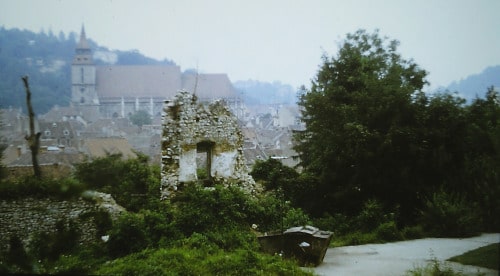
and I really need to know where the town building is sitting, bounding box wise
[71,26,243,121]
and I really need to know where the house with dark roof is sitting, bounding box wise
[38,121,76,147]
[71,26,242,120]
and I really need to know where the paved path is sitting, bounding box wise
[313,233,499,276]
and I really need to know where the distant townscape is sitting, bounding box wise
[0,26,303,177]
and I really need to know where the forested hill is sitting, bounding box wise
[234,80,298,105]
[446,65,500,101]
[0,27,175,114]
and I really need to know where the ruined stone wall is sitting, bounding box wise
[161,91,255,198]
[0,193,124,252]
[0,198,96,252]
[5,164,73,181]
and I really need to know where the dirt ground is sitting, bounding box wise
[312,233,499,276]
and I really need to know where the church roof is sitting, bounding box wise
[181,73,238,100]
[96,65,182,99]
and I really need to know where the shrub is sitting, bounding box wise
[140,208,182,247]
[173,184,261,235]
[375,221,403,242]
[106,212,149,258]
[3,235,32,273]
[355,199,386,232]
[406,257,465,276]
[336,231,378,246]
[282,207,313,229]
[28,218,81,264]
[75,153,156,211]
[43,242,109,275]
[401,225,425,240]
[313,212,352,235]
[0,176,84,200]
[96,247,313,276]
[419,190,482,237]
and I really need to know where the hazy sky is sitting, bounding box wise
[1,0,499,89]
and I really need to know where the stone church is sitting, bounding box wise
[71,26,242,120]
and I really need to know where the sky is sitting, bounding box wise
[1,0,499,90]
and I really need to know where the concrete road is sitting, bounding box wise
[313,233,499,276]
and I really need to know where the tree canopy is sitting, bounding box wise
[294,29,500,226]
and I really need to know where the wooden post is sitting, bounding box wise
[21,76,42,178]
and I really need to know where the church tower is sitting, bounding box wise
[71,25,98,105]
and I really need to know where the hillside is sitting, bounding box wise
[0,27,174,114]
[446,65,500,101]
[234,79,298,105]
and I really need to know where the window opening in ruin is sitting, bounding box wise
[196,141,215,186]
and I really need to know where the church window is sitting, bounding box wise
[80,87,85,93]
[80,67,84,83]
[80,97,85,104]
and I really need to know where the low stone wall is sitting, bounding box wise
[0,196,119,252]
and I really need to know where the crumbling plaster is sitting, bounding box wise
[161,91,254,198]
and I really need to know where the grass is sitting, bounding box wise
[447,243,499,270]
[406,258,465,276]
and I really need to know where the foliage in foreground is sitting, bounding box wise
[0,176,85,200]
[448,243,499,271]
[406,258,467,276]
[405,257,490,276]
[96,242,313,276]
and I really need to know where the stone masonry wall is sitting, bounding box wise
[161,91,255,198]
[0,193,124,253]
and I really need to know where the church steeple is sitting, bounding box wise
[77,25,90,49]
[71,24,98,106]
[73,24,93,65]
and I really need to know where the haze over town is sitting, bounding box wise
[1,0,499,90]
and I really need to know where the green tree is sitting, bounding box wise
[294,29,428,218]
[464,87,500,231]
[75,153,157,211]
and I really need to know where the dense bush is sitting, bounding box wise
[96,246,313,276]
[106,212,150,258]
[419,189,482,237]
[0,176,84,200]
[313,212,351,235]
[375,221,403,242]
[355,199,387,232]
[173,184,258,235]
[2,235,32,274]
[400,225,425,240]
[29,219,80,262]
[75,153,159,211]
